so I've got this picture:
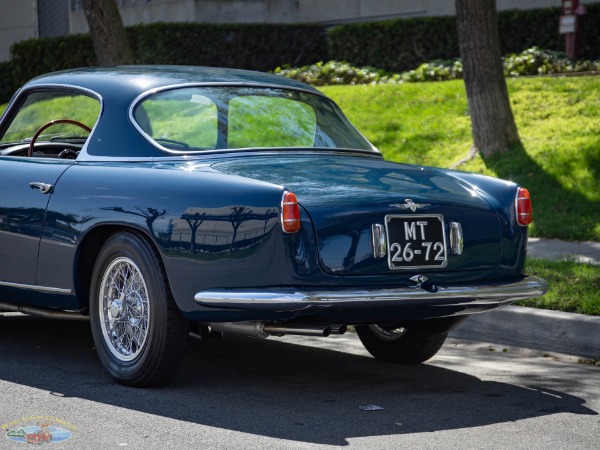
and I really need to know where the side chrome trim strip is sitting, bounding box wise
[194,276,548,312]
[0,280,72,295]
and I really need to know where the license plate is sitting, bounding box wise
[385,215,447,269]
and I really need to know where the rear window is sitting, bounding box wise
[132,86,374,153]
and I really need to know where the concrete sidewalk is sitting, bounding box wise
[449,237,600,359]
[527,237,600,265]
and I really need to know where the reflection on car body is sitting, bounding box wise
[0,66,548,386]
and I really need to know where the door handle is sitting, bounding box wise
[29,182,53,194]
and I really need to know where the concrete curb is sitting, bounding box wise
[449,306,600,359]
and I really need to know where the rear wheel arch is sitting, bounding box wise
[74,225,168,311]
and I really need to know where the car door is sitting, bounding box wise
[0,158,74,287]
[0,87,100,290]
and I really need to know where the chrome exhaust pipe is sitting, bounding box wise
[328,324,348,335]
[206,321,345,338]
[263,323,331,337]
[209,321,270,339]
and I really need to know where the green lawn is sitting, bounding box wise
[518,258,600,315]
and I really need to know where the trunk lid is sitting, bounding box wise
[211,154,502,275]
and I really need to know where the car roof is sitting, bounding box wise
[25,65,320,100]
[12,66,329,160]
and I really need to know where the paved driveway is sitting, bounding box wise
[1,313,598,449]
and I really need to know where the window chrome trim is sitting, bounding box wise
[127,82,379,156]
[75,148,383,163]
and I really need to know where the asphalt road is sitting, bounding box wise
[0,313,598,449]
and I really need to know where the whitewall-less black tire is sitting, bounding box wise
[356,324,447,364]
[89,231,189,387]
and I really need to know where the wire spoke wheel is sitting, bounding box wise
[99,257,150,361]
[90,231,189,387]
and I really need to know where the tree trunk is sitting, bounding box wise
[455,0,520,157]
[81,0,133,66]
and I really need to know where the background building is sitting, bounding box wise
[0,0,564,62]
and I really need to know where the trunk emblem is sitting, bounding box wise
[390,199,430,212]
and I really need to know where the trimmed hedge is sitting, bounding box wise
[128,22,326,71]
[10,34,97,88]
[577,4,600,60]
[329,4,600,72]
[0,61,16,104]
[328,16,459,74]
[9,22,327,90]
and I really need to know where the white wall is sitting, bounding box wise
[0,0,38,62]
[69,0,563,33]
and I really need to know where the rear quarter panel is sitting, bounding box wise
[439,168,528,272]
[38,162,291,314]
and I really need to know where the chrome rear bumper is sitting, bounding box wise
[194,276,548,312]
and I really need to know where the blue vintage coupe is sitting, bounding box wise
[0,66,547,386]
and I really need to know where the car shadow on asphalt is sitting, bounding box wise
[0,314,596,446]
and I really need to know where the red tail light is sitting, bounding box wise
[516,187,533,226]
[281,191,301,233]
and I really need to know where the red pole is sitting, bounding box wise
[562,0,580,59]
[565,34,576,59]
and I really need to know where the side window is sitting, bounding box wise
[227,96,316,149]
[134,91,218,150]
[0,91,100,145]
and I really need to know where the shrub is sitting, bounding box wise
[10,34,97,87]
[10,22,327,87]
[0,61,16,103]
[503,47,599,76]
[399,60,463,82]
[274,61,400,86]
[275,48,599,86]
[328,16,459,73]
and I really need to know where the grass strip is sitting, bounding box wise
[517,258,600,315]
